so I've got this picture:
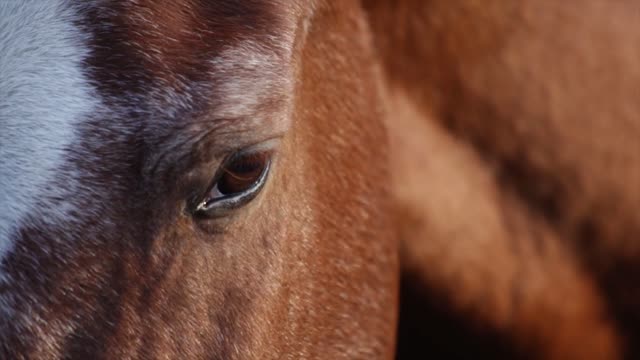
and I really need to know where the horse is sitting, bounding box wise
[0,1,397,358]
[366,1,640,359]
[1,1,640,359]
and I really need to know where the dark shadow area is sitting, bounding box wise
[396,272,533,360]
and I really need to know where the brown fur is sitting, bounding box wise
[363,0,640,358]
[2,1,397,359]
[4,1,640,359]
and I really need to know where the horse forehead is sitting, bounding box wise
[0,2,97,260]
[84,0,298,97]
[0,1,298,258]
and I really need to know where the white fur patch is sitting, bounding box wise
[209,40,296,139]
[0,2,96,260]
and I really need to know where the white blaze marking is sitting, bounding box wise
[0,2,96,260]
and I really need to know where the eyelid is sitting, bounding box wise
[236,138,281,155]
[214,138,279,184]
[209,137,281,188]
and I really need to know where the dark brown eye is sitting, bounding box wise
[193,150,272,218]
[218,152,270,195]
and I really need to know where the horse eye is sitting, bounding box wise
[218,152,269,195]
[193,150,272,218]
